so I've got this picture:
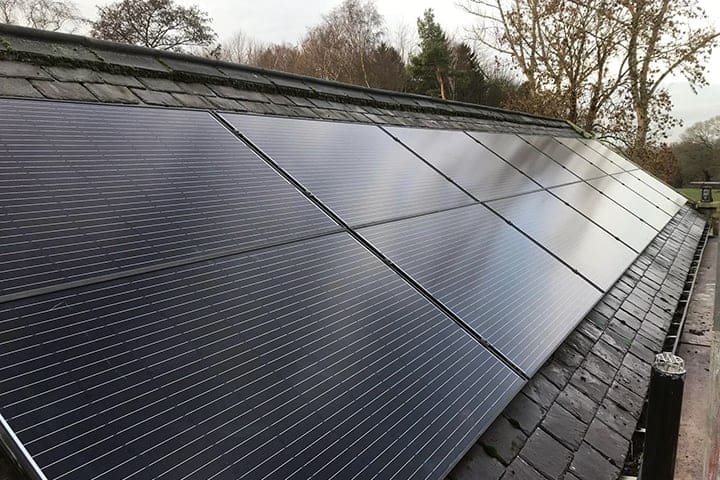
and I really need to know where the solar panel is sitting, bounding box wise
[487,191,637,291]
[612,172,681,216]
[467,131,580,188]
[0,233,522,480]
[385,127,540,200]
[586,176,672,231]
[554,136,624,174]
[520,135,607,179]
[579,139,638,171]
[219,113,474,226]
[550,182,658,253]
[358,205,602,375]
[0,99,338,297]
[629,169,687,206]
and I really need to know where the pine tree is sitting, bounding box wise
[450,42,486,103]
[408,9,452,99]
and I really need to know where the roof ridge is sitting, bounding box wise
[0,23,569,128]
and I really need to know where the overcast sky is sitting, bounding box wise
[74,0,720,140]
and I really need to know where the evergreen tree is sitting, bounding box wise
[450,42,486,103]
[408,9,452,99]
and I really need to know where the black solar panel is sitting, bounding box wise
[579,139,638,171]
[587,176,672,231]
[0,233,522,480]
[385,127,540,200]
[488,191,637,291]
[219,114,474,226]
[554,137,624,174]
[358,205,602,375]
[629,170,687,206]
[0,99,338,297]
[520,135,607,180]
[467,131,580,188]
[551,182,658,253]
[612,172,681,216]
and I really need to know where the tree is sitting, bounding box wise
[449,42,486,103]
[0,0,82,31]
[366,42,407,91]
[299,0,385,86]
[463,0,719,151]
[218,31,264,65]
[408,9,452,99]
[674,115,720,184]
[90,0,216,51]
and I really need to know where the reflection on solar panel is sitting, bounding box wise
[467,131,579,188]
[520,135,607,179]
[359,205,602,375]
[385,127,540,200]
[630,170,687,206]
[488,191,637,291]
[587,176,671,231]
[551,182,658,253]
[613,172,681,216]
[219,113,474,226]
[579,139,638,171]
[554,137,624,174]
[0,99,338,297]
[0,234,522,480]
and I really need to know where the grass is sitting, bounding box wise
[676,187,720,208]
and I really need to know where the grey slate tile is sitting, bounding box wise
[500,457,545,480]
[130,88,182,106]
[522,374,560,410]
[177,82,216,96]
[449,443,505,480]
[171,93,213,108]
[542,404,587,450]
[606,381,644,420]
[138,77,184,92]
[98,72,144,88]
[568,443,621,480]
[208,84,269,102]
[480,416,527,466]
[85,83,139,104]
[540,358,574,389]
[570,368,609,403]
[596,399,637,439]
[0,77,42,97]
[0,60,50,79]
[503,394,545,435]
[555,344,585,368]
[585,418,627,467]
[556,384,597,424]
[31,80,96,101]
[521,429,572,479]
[580,353,615,385]
[44,66,104,83]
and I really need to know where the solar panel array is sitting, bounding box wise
[0,98,686,480]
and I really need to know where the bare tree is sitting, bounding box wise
[462,0,719,151]
[90,0,216,51]
[219,30,264,65]
[0,0,82,32]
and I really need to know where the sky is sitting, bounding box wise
[72,0,720,140]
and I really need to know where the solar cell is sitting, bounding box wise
[0,233,522,480]
[467,131,580,188]
[613,172,681,216]
[629,170,687,206]
[220,113,474,226]
[520,135,607,179]
[0,99,338,297]
[385,127,540,200]
[554,137,624,174]
[579,139,638,171]
[586,176,672,231]
[359,205,602,375]
[488,191,637,291]
[551,182,658,253]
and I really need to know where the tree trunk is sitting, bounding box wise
[435,65,446,100]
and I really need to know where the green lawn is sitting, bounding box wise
[676,188,702,202]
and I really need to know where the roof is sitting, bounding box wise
[0,25,708,480]
[0,24,573,135]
